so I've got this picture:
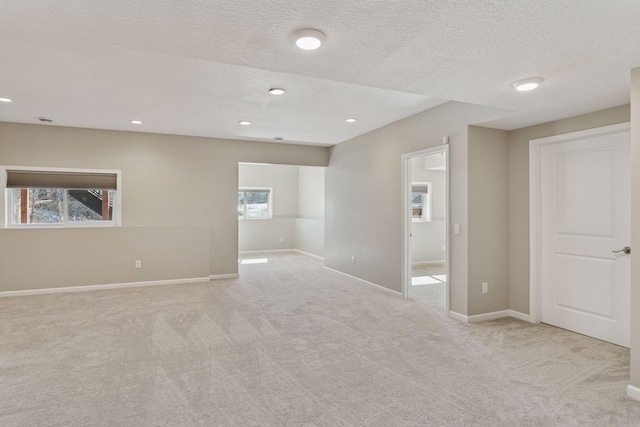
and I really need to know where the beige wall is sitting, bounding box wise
[0,122,329,291]
[325,101,506,314]
[296,166,325,257]
[0,227,209,291]
[630,69,640,387]
[468,126,510,315]
[507,105,630,314]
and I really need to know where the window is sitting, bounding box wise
[238,188,272,219]
[411,182,432,222]
[2,166,121,227]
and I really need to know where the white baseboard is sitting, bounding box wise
[209,274,239,280]
[412,260,446,266]
[0,277,211,298]
[508,310,531,322]
[238,249,324,261]
[627,385,640,401]
[448,310,468,323]
[294,249,324,261]
[323,266,401,296]
[448,309,532,323]
[239,249,294,256]
[468,310,512,322]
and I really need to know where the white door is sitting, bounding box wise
[540,126,630,347]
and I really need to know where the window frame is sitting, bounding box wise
[411,181,432,223]
[1,165,122,228]
[238,187,273,220]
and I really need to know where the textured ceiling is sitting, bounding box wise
[1,0,639,145]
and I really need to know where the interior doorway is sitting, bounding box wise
[402,145,449,309]
[237,162,326,272]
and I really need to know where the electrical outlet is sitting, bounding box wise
[482,282,488,294]
[279,237,284,242]
[135,260,142,269]
[351,256,356,264]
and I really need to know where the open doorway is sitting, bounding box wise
[402,146,449,309]
[237,163,325,270]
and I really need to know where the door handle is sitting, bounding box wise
[613,246,631,254]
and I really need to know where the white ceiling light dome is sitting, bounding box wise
[512,77,543,91]
[293,29,326,50]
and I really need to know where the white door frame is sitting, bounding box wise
[401,144,450,311]
[529,122,630,323]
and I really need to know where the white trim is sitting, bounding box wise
[448,309,532,323]
[469,310,531,323]
[294,249,324,261]
[412,260,446,266]
[238,249,293,256]
[508,310,532,322]
[238,249,323,261]
[448,310,468,323]
[401,151,411,299]
[323,266,402,296]
[627,385,640,401]
[468,310,512,322]
[528,122,630,324]
[209,274,239,280]
[0,277,210,298]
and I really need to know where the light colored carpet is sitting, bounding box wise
[1,251,639,426]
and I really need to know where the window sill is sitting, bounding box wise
[6,222,118,229]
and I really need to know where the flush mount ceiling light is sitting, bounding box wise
[0,97,12,103]
[268,88,286,95]
[293,29,325,50]
[239,120,252,126]
[512,77,543,92]
[345,118,357,123]
[130,120,143,125]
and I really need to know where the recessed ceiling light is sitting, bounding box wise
[130,120,143,125]
[0,97,12,103]
[274,137,284,141]
[345,118,357,123]
[293,29,325,50]
[239,120,252,126]
[512,77,543,91]
[268,88,286,95]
